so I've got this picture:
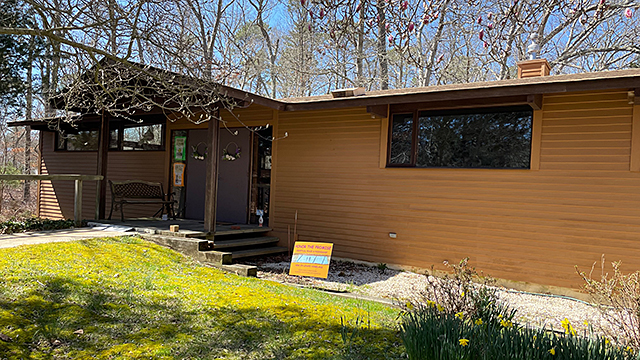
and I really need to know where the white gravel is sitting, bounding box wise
[251,256,616,337]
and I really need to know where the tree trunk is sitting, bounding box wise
[356,0,366,87]
[23,36,34,203]
[376,0,388,90]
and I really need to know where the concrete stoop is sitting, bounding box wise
[139,230,286,277]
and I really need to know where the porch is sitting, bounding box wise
[90,217,272,239]
[89,218,288,275]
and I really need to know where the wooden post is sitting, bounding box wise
[203,111,221,233]
[74,179,83,226]
[96,111,110,219]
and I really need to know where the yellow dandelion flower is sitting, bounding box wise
[455,312,464,320]
[459,338,469,346]
[474,318,483,326]
[549,348,556,355]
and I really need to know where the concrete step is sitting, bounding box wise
[212,236,279,249]
[202,250,233,265]
[230,246,288,259]
[214,226,272,237]
[208,263,258,277]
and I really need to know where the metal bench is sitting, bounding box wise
[108,180,175,221]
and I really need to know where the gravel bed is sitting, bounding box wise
[247,255,616,337]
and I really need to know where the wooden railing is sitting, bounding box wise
[0,174,104,226]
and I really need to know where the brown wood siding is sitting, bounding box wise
[39,132,167,220]
[270,89,639,289]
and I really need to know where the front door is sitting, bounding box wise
[184,129,207,220]
[217,128,252,224]
[182,128,252,223]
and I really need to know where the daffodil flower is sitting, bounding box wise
[437,304,444,312]
[455,312,464,320]
[549,348,556,355]
[405,302,413,310]
[474,318,483,326]
[459,338,469,346]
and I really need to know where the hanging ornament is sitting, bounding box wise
[191,142,208,161]
[223,142,242,161]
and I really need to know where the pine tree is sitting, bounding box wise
[0,0,29,108]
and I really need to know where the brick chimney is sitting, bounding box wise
[517,59,551,79]
[517,33,550,79]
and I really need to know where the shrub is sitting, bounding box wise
[0,217,82,234]
[577,255,640,349]
[405,258,515,327]
[399,304,633,360]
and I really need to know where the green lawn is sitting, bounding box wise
[0,236,403,359]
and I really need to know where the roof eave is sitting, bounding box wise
[282,74,640,111]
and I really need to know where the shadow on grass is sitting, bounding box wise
[0,275,402,359]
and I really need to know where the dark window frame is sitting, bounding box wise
[387,105,533,169]
[54,121,166,152]
[113,122,166,152]
[54,129,100,152]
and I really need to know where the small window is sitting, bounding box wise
[122,124,163,150]
[57,131,99,151]
[388,106,533,169]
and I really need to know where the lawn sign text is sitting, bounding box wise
[289,241,334,278]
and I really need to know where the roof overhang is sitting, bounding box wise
[281,69,640,111]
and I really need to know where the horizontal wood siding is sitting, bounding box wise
[271,89,639,289]
[39,132,98,219]
[39,132,167,220]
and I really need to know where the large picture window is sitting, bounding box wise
[55,122,165,151]
[388,106,533,169]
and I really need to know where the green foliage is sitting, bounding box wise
[0,0,30,107]
[0,237,403,359]
[414,258,515,328]
[377,263,389,273]
[0,164,22,189]
[0,217,82,234]
[400,304,634,360]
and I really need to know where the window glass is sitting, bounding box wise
[123,124,163,150]
[416,108,532,168]
[65,131,99,151]
[389,113,414,165]
[109,129,119,149]
[56,133,66,150]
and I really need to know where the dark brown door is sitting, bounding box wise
[184,129,208,220]
[217,128,252,224]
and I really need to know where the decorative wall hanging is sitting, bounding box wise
[223,142,241,161]
[191,142,208,161]
[174,136,187,161]
[173,163,185,187]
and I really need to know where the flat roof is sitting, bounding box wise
[279,68,640,110]
[10,67,640,128]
